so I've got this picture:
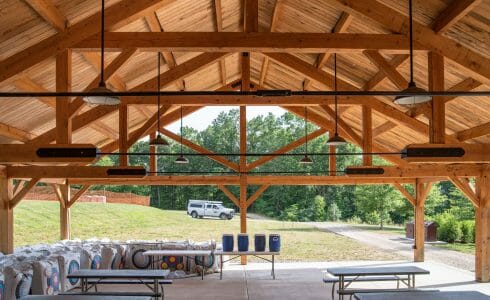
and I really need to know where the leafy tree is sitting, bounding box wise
[354,185,403,229]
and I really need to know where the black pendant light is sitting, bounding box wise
[394,0,431,105]
[299,106,313,164]
[175,106,189,164]
[83,0,120,105]
[149,53,170,146]
[326,54,347,146]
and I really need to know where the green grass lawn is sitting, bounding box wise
[14,200,402,262]
[433,243,475,254]
[351,224,406,235]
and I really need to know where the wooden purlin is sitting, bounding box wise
[432,0,482,34]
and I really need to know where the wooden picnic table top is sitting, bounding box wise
[22,296,152,300]
[326,266,430,277]
[66,269,169,279]
[215,250,280,255]
[354,291,490,300]
[143,249,212,256]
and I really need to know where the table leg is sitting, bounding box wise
[220,254,223,280]
[408,274,411,288]
[272,255,275,279]
[412,274,415,288]
[202,255,205,280]
[154,278,158,300]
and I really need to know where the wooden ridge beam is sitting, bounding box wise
[76,32,420,53]
[218,185,239,207]
[246,185,269,207]
[0,0,169,83]
[9,178,40,209]
[247,128,327,171]
[393,182,415,206]
[7,166,146,179]
[160,128,239,171]
[26,0,68,32]
[432,0,482,34]
[454,122,490,142]
[331,0,490,85]
[449,175,479,207]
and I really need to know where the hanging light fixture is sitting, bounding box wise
[83,0,120,106]
[175,106,189,164]
[299,106,313,164]
[394,0,431,105]
[326,53,347,146]
[149,53,170,146]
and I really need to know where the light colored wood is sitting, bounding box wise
[239,175,247,265]
[449,176,479,207]
[213,0,227,86]
[429,52,445,144]
[66,185,90,209]
[160,128,239,171]
[258,0,282,87]
[81,52,126,91]
[362,106,372,166]
[59,184,70,240]
[329,145,337,176]
[0,168,14,254]
[345,164,485,178]
[217,185,239,207]
[25,0,67,31]
[0,144,98,164]
[90,122,118,140]
[119,104,128,166]
[14,76,56,107]
[454,122,490,142]
[246,185,270,207]
[414,179,432,262]
[56,49,72,145]
[372,122,397,137]
[403,143,490,163]
[363,55,409,91]
[475,175,490,282]
[7,166,147,179]
[363,50,407,89]
[332,0,490,85]
[77,32,418,53]
[247,128,327,171]
[432,0,482,33]
[149,132,157,176]
[393,183,415,206]
[0,122,36,142]
[12,180,25,196]
[0,0,169,83]
[9,178,40,209]
[239,54,249,263]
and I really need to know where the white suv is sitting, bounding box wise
[187,200,235,220]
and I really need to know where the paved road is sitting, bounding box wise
[313,222,475,272]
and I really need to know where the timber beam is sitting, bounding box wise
[0,144,98,164]
[346,164,487,178]
[7,166,147,179]
[403,144,490,163]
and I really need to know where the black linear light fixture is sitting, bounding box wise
[175,106,189,164]
[299,106,314,164]
[394,0,431,105]
[149,53,170,146]
[83,0,120,106]
[326,53,347,146]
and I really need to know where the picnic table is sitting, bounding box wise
[22,296,152,300]
[214,250,280,280]
[326,266,430,300]
[143,250,212,280]
[354,290,490,300]
[66,269,169,299]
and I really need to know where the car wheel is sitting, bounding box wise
[220,213,227,220]
[191,211,198,218]
[227,216,233,220]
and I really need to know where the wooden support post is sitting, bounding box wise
[239,50,249,263]
[149,132,157,175]
[329,145,337,176]
[0,167,14,254]
[119,104,128,166]
[476,176,490,282]
[414,179,432,262]
[56,50,72,241]
[429,52,445,144]
[59,184,71,240]
[239,175,247,265]
[362,105,373,166]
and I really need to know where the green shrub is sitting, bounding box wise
[436,213,462,243]
[460,220,475,243]
[326,202,341,221]
[347,216,362,224]
[365,211,381,226]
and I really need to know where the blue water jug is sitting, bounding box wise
[222,234,234,252]
[269,234,281,252]
[237,233,249,252]
[254,234,266,252]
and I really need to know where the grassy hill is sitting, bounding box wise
[14,200,401,261]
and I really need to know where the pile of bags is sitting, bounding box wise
[0,238,217,299]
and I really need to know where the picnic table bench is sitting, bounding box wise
[325,266,430,300]
[22,296,152,300]
[323,274,410,299]
[354,290,490,300]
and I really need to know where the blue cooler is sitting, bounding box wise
[222,234,234,252]
[254,234,266,252]
[269,234,281,252]
[237,233,249,252]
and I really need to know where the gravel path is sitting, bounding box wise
[313,222,475,272]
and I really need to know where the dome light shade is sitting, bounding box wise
[394,82,432,105]
[326,132,347,146]
[175,155,189,164]
[299,155,313,164]
[149,133,169,146]
[83,84,120,106]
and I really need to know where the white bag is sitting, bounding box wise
[3,263,33,300]
[30,258,61,295]
[54,252,81,292]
